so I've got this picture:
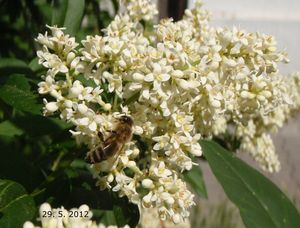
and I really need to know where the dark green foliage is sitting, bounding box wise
[0,1,140,226]
[0,74,42,114]
[0,179,36,227]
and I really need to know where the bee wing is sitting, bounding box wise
[104,142,127,171]
[103,133,117,146]
[102,141,122,159]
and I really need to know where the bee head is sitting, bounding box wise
[119,115,133,126]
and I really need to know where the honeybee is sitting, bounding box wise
[86,115,133,164]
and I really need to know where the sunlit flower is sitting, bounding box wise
[35,0,300,224]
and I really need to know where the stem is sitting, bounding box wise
[66,72,73,87]
[51,151,65,171]
[113,92,119,112]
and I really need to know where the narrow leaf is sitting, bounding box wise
[63,0,85,36]
[201,140,300,228]
[51,0,68,26]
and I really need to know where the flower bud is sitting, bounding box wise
[39,203,51,225]
[172,214,181,224]
[142,179,154,189]
[107,173,114,183]
[23,221,35,228]
[66,52,76,65]
[45,102,59,112]
[133,126,143,135]
[172,70,184,78]
[88,122,97,131]
[210,99,221,108]
[64,100,73,108]
[103,103,112,111]
[241,91,249,98]
[78,103,88,114]
[132,73,144,81]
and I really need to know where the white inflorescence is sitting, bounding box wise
[23,203,129,228]
[35,0,300,224]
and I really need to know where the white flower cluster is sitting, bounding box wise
[24,204,191,228]
[23,203,127,228]
[290,72,300,109]
[35,0,300,224]
[120,0,158,21]
[138,208,190,228]
[236,72,300,172]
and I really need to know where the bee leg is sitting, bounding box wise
[98,132,104,142]
[85,152,94,164]
[86,144,103,164]
[93,148,102,163]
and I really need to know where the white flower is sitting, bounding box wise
[151,161,172,178]
[37,49,68,73]
[45,101,59,113]
[153,134,171,151]
[144,61,172,91]
[123,0,158,21]
[38,75,58,94]
[35,0,300,224]
[69,80,84,98]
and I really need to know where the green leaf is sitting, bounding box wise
[0,58,33,77]
[0,179,36,227]
[183,165,207,198]
[112,196,140,227]
[0,121,23,137]
[0,75,41,114]
[111,0,119,14]
[12,115,72,137]
[98,210,117,226]
[93,200,139,227]
[0,140,44,191]
[75,74,97,88]
[5,74,30,91]
[124,91,140,106]
[84,193,140,227]
[52,0,85,36]
[201,140,300,228]
[29,57,43,73]
[51,0,68,26]
[63,0,85,36]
